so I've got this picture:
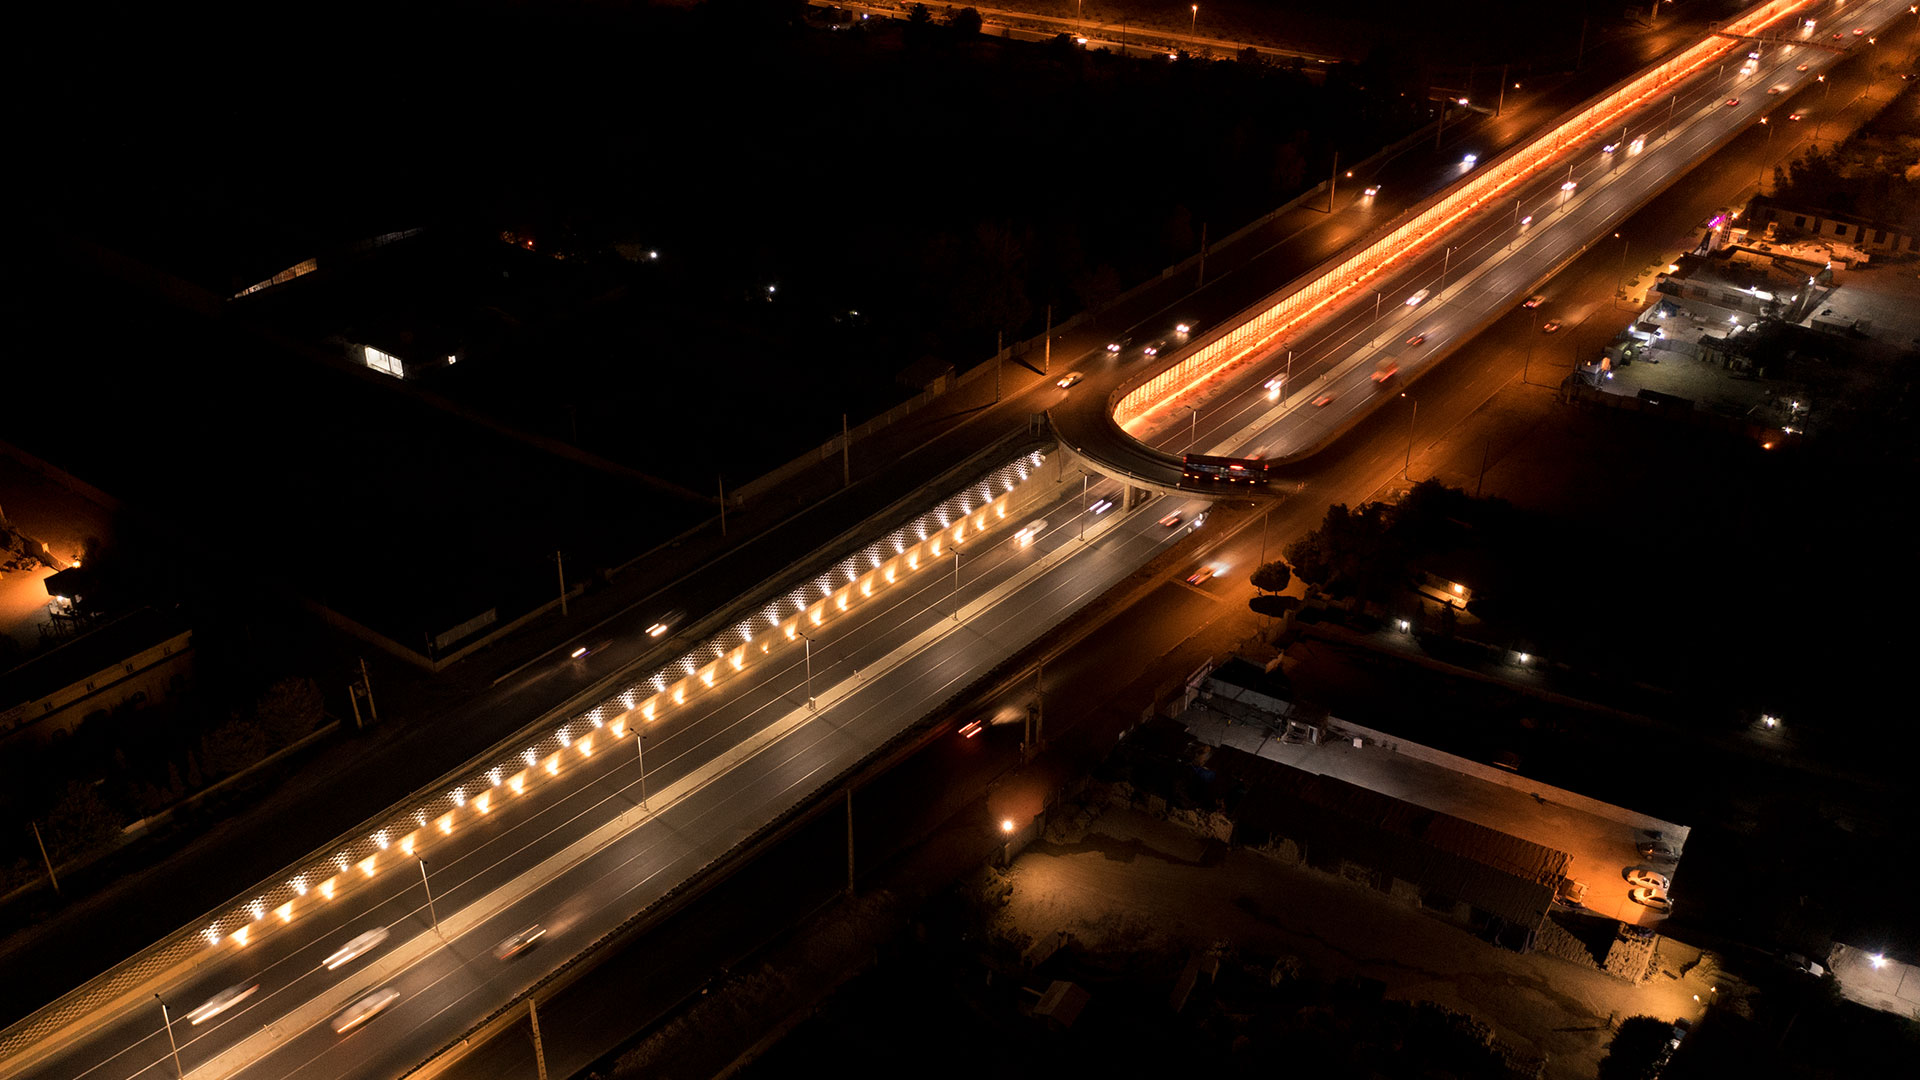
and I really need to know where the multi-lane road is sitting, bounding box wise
[19,460,1218,1080]
[1051,0,1907,472]
[14,2,1916,1077]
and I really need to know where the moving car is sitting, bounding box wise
[1628,887,1673,913]
[1106,334,1132,354]
[1142,339,1169,358]
[1561,180,1577,192]
[1625,868,1671,891]
[1768,84,1788,94]
[1541,319,1562,333]
[1372,360,1399,383]
[1461,152,1478,166]
[1854,28,1866,35]
[1523,295,1545,308]
[1725,97,1740,107]
[1789,111,1804,121]
[1363,184,1380,197]
[324,928,391,971]
[646,609,685,638]
[1312,392,1336,407]
[1055,371,1083,389]
[1602,142,1618,154]
[1175,321,1198,335]
[1015,520,1047,546]
[1089,497,1114,515]
[494,925,547,961]
[1404,333,1426,346]
[187,983,259,1025]
[1405,289,1429,306]
[1158,511,1183,528]
[1185,564,1219,586]
[1797,62,1809,71]
[331,987,401,1035]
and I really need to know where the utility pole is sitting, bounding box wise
[1079,473,1088,540]
[157,995,183,1080]
[1043,305,1051,374]
[529,999,549,1080]
[1497,64,1508,116]
[1435,99,1447,149]
[1402,393,1418,480]
[1327,150,1339,212]
[554,550,568,616]
[718,476,728,536]
[31,821,58,896]
[1476,438,1490,497]
[841,413,851,488]
[1259,507,1272,566]
[357,657,379,727]
[419,859,440,934]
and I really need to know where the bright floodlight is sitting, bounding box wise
[1870,953,1888,969]
[1001,819,1016,833]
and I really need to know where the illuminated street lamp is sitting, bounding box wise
[1190,5,1198,35]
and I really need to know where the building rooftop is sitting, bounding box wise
[1182,686,1685,928]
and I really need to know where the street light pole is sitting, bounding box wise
[1615,232,1630,297]
[1185,405,1198,452]
[419,858,439,934]
[1190,4,1197,35]
[804,635,816,709]
[952,550,962,622]
[157,995,183,1080]
[636,726,648,807]
[1402,393,1418,479]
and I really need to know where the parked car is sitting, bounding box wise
[1637,840,1679,861]
[1626,868,1671,891]
[1629,887,1673,913]
[1555,878,1589,905]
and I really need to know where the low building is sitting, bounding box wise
[0,608,194,752]
[1742,195,1917,260]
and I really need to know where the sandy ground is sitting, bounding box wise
[993,804,1722,1080]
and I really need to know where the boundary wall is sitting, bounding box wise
[1112,0,1812,433]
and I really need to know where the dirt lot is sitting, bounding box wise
[984,803,1715,1079]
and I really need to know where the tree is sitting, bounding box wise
[41,780,124,859]
[1249,560,1292,594]
[1597,1016,1671,1080]
[256,676,324,748]
[949,7,982,37]
[203,717,269,778]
